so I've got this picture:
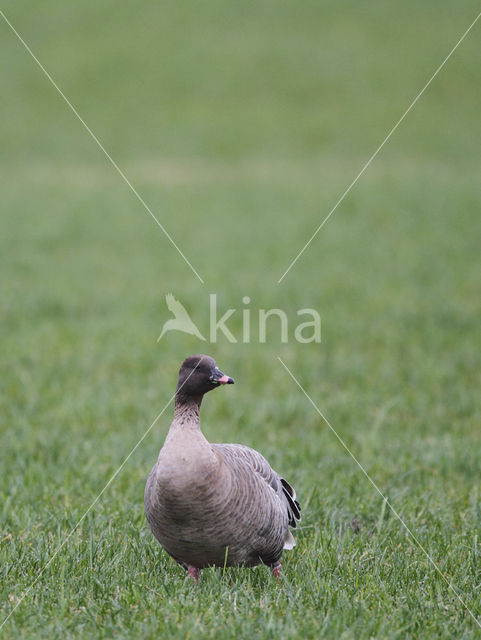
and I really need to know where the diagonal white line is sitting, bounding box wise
[277,356,481,629]
[277,11,481,284]
[0,358,204,630]
[0,10,204,285]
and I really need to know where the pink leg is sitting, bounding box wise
[271,561,282,579]
[187,566,200,583]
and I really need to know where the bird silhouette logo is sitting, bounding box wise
[157,293,206,342]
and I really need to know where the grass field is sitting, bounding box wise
[1,1,481,637]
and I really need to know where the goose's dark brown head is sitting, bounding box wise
[175,355,234,402]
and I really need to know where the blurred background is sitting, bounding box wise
[1,0,480,636]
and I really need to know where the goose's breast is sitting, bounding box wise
[145,449,287,567]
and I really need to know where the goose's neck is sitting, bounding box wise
[173,394,203,427]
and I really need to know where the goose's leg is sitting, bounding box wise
[271,560,282,579]
[187,566,200,583]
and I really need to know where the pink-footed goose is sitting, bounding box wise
[144,355,301,581]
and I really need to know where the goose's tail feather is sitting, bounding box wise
[280,477,301,529]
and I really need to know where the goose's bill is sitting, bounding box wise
[218,374,234,385]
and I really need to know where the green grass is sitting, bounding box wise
[1,0,481,637]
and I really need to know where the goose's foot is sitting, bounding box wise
[187,566,200,583]
[271,561,282,580]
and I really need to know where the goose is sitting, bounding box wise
[144,354,301,581]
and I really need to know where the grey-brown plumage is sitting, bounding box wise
[144,355,301,579]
